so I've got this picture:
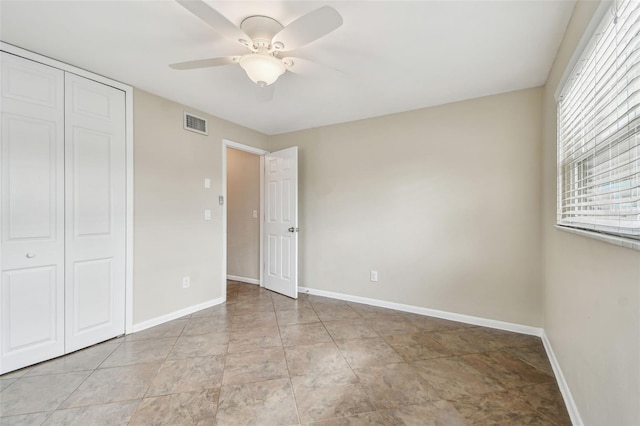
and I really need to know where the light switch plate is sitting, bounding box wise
[252,210,258,219]
[204,210,212,220]
[204,178,211,189]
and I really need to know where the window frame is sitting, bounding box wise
[555,0,640,248]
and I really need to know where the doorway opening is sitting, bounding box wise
[222,140,300,301]
[222,140,268,300]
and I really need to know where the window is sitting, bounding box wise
[557,0,640,240]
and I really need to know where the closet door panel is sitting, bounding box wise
[65,73,126,353]
[4,116,58,240]
[73,127,112,237]
[73,258,112,332]
[1,267,59,351]
[0,52,65,374]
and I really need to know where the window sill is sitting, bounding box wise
[555,225,640,252]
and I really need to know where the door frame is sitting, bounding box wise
[0,42,136,334]
[222,139,269,298]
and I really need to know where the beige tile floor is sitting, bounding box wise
[0,281,572,425]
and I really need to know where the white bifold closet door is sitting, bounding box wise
[0,52,66,373]
[0,52,126,373]
[64,73,126,353]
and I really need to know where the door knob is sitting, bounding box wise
[26,253,35,258]
[288,227,299,233]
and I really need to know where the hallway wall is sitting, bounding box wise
[227,148,260,281]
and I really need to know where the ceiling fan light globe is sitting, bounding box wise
[239,53,285,86]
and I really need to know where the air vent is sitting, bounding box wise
[183,112,208,135]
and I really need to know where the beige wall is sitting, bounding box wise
[133,89,268,324]
[227,148,260,280]
[269,88,543,326]
[542,2,640,424]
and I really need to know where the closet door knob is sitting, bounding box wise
[26,253,35,258]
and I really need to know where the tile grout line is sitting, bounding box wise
[45,341,125,415]
[140,321,188,398]
[214,320,232,424]
[419,343,560,424]
[206,283,241,423]
[122,324,186,425]
[274,295,303,426]
[316,301,384,421]
[124,319,190,425]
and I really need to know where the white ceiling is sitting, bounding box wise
[0,0,575,135]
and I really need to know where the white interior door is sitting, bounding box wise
[0,53,65,373]
[64,73,126,352]
[263,147,298,299]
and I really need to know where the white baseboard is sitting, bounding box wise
[298,286,543,337]
[227,275,260,285]
[541,331,583,426]
[128,296,225,334]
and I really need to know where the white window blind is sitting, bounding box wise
[558,0,640,240]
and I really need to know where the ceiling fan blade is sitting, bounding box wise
[282,57,344,79]
[176,0,251,46]
[169,57,237,70]
[272,6,343,51]
[281,57,316,75]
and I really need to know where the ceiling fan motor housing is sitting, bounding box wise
[240,15,284,51]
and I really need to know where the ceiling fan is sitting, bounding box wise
[171,1,343,87]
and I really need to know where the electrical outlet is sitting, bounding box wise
[182,276,190,288]
[370,271,378,282]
